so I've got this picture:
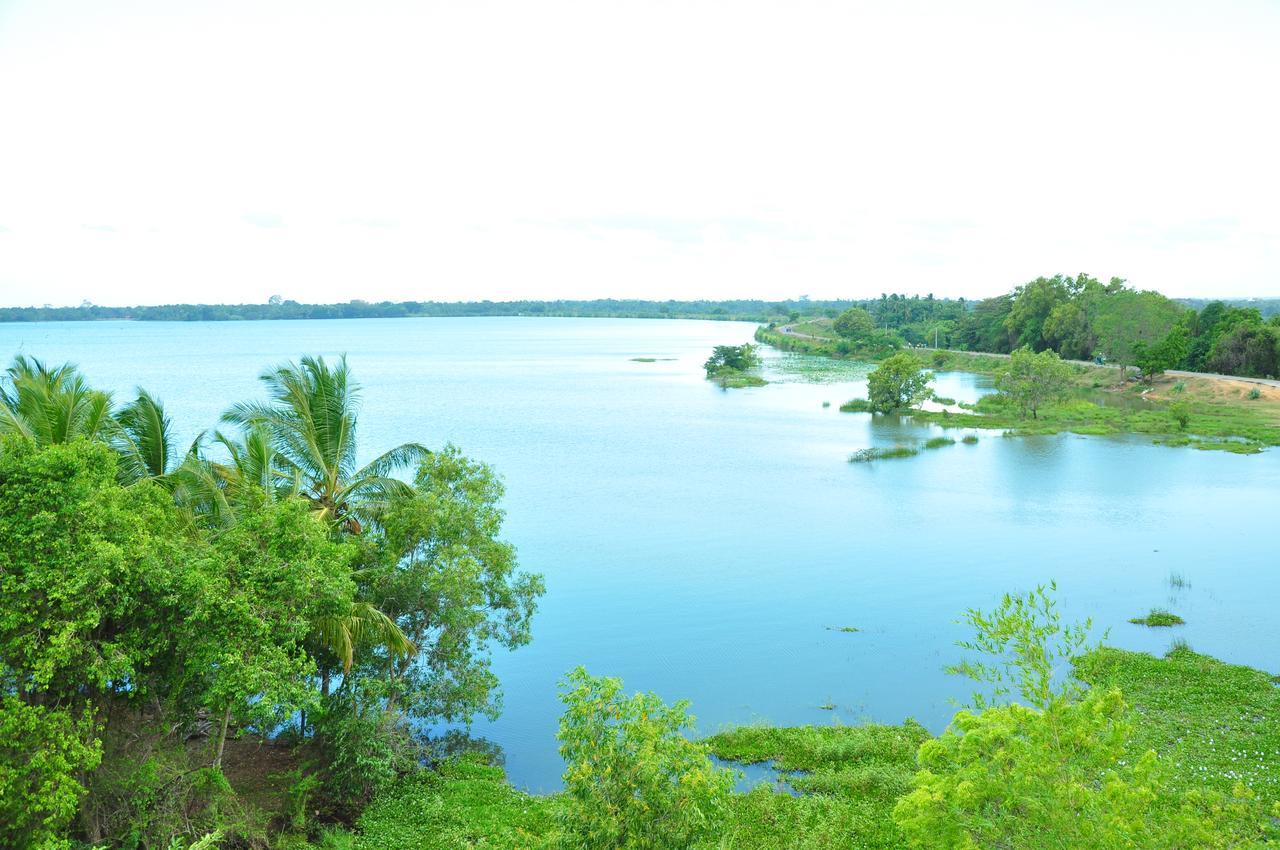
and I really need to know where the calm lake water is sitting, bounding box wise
[3,317,1277,792]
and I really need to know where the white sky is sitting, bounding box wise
[0,0,1277,307]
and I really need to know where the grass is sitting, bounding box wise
[910,392,1277,454]
[1168,571,1190,590]
[827,626,860,633]
[1075,647,1280,799]
[630,357,675,362]
[706,722,931,849]
[848,446,918,463]
[1128,608,1186,627]
[922,436,955,450]
[840,398,873,412]
[961,434,979,444]
[710,369,768,388]
[931,395,957,405]
[352,754,560,850]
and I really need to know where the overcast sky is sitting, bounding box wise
[0,0,1277,307]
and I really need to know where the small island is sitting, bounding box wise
[704,343,768,388]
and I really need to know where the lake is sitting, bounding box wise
[3,316,1277,792]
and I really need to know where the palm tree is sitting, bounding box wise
[222,355,428,534]
[0,356,114,445]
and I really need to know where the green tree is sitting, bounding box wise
[1004,275,1075,351]
[833,307,875,340]
[1133,326,1190,381]
[556,667,735,850]
[0,440,192,708]
[1208,322,1279,378]
[866,353,933,412]
[223,355,428,534]
[702,344,761,375]
[1092,289,1185,376]
[0,356,114,446]
[183,496,358,767]
[363,445,544,724]
[994,347,1073,419]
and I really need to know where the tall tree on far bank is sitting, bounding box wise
[996,347,1073,419]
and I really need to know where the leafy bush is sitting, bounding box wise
[311,694,419,822]
[0,698,101,850]
[893,689,1274,848]
[556,667,735,850]
[1248,386,1262,400]
[703,344,760,376]
[895,585,1278,848]
[1168,401,1191,430]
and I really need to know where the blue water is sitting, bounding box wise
[3,317,1277,792]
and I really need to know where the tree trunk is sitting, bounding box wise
[213,704,231,770]
[321,667,331,698]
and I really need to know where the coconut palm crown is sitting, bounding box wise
[222,355,428,533]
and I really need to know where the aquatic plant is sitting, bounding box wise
[1129,608,1185,627]
[848,446,919,463]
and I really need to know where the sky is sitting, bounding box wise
[0,0,1277,307]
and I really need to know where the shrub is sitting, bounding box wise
[840,398,873,413]
[0,698,101,850]
[1248,387,1262,400]
[556,667,735,850]
[1168,401,1191,430]
[923,437,955,450]
[311,694,419,822]
[893,689,1273,849]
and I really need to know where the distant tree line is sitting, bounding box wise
[0,298,867,324]
[828,279,1280,380]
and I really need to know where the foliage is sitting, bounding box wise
[1209,322,1279,378]
[0,698,101,850]
[0,439,193,707]
[362,445,545,725]
[556,667,735,850]
[946,582,1098,711]
[893,688,1276,849]
[703,344,761,375]
[832,307,875,340]
[353,754,560,850]
[865,353,932,412]
[994,347,1073,419]
[922,436,954,449]
[310,694,419,821]
[1133,326,1190,380]
[839,398,873,412]
[223,355,429,534]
